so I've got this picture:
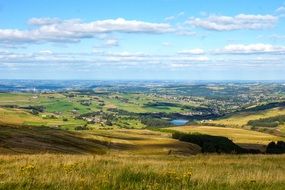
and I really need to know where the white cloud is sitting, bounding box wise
[276,6,285,13]
[165,16,176,21]
[162,42,172,47]
[105,51,147,57]
[170,63,190,68]
[178,12,185,16]
[2,47,284,70]
[28,17,62,25]
[165,12,185,21]
[269,34,285,40]
[187,14,278,31]
[0,18,174,44]
[0,49,210,68]
[171,56,209,62]
[175,24,197,36]
[175,30,196,36]
[276,6,285,17]
[38,50,53,55]
[104,39,119,47]
[178,48,205,55]
[218,43,285,54]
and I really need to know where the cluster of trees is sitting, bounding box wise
[107,108,172,127]
[143,102,178,108]
[172,132,260,154]
[79,100,92,106]
[1,105,45,115]
[22,105,45,115]
[107,108,136,117]
[140,117,171,128]
[74,124,88,130]
[172,132,285,155]
[248,115,285,128]
[266,141,285,154]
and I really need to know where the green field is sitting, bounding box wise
[0,108,86,130]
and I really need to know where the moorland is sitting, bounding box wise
[0,80,285,189]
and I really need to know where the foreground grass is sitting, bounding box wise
[0,154,284,190]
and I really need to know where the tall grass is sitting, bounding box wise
[0,153,284,190]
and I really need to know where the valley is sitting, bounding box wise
[0,80,285,189]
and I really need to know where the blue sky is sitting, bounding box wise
[1,0,285,80]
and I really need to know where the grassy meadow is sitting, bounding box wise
[0,125,285,189]
[0,125,199,155]
[0,154,284,190]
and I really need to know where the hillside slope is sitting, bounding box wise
[0,125,106,154]
[0,125,201,155]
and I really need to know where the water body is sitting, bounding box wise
[170,119,189,126]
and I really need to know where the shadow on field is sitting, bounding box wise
[0,124,110,154]
[92,133,147,141]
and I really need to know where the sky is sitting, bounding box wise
[1,0,285,80]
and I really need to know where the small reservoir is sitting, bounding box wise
[170,119,189,126]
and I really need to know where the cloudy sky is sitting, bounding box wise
[1,0,285,80]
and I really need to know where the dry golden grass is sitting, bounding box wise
[208,107,285,127]
[0,125,284,189]
[0,125,106,154]
[0,125,200,155]
[0,153,284,190]
[84,129,201,155]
